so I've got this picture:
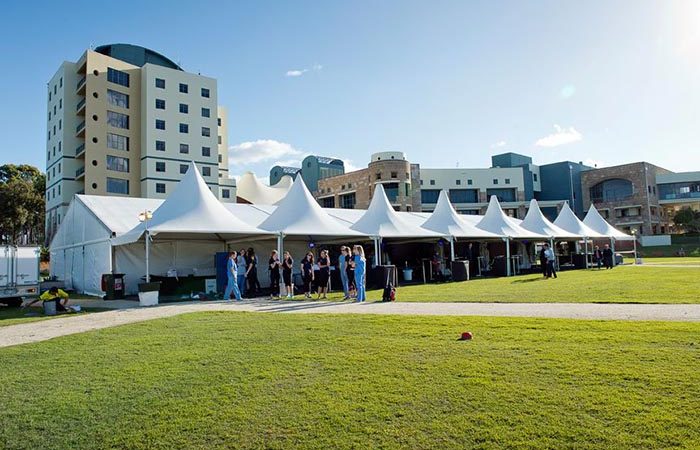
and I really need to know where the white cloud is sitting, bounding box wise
[535,125,582,148]
[490,140,507,149]
[228,139,303,165]
[285,63,323,77]
[559,84,576,99]
[583,158,606,168]
[342,158,361,172]
[273,158,302,167]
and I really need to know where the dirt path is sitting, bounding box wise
[1,300,699,348]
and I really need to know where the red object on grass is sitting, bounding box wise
[458,331,473,340]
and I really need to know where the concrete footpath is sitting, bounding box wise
[1,299,699,348]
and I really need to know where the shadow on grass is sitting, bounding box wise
[510,277,546,284]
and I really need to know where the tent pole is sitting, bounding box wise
[611,238,616,267]
[450,237,455,262]
[550,238,555,271]
[145,230,150,284]
[277,233,284,257]
[373,238,380,266]
[584,237,589,269]
[505,238,511,277]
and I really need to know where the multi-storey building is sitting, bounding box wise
[269,155,344,192]
[45,44,235,241]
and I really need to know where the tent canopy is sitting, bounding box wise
[583,204,635,240]
[476,196,548,239]
[236,171,292,205]
[553,202,605,239]
[350,184,441,239]
[258,175,365,238]
[520,199,582,239]
[112,162,272,245]
[421,190,500,239]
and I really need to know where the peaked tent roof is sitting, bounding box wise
[421,190,500,239]
[520,199,582,239]
[236,171,292,205]
[476,196,548,239]
[112,162,271,245]
[583,204,635,240]
[350,184,441,238]
[552,202,605,238]
[258,175,364,237]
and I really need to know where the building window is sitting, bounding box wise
[449,189,478,203]
[420,180,423,185]
[59,98,62,109]
[156,162,166,172]
[107,111,130,129]
[179,103,188,114]
[106,178,129,194]
[201,87,210,98]
[180,143,189,154]
[201,107,210,117]
[218,135,222,144]
[467,179,473,185]
[505,178,511,185]
[58,141,61,152]
[429,179,435,186]
[340,192,356,209]
[456,180,461,185]
[222,189,230,199]
[533,174,538,182]
[218,154,222,163]
[59,120,62,130]
[590,179,634,202]
[179,123,189,133]
[156,183,166,194]
[202,146,211,157]
[155,119,166,130]
[321,197,335,208]
[376,173,382,180]
[421,189,440,204]
[156,140,166,151]
[107,133,129,151]
[155,99,166,109]
[217,118,222,126]
[486,188,516,202]
[201,127,210,137]
[180,164,188,174]
[108,90,129,108]
[59,77,63,88]
[107,68,130,87]
[202,166,211,177]
[179,83,188,93]
[106,155,129,173]
[493,179,499,185]
[391,171,398,178]
[155,78,165,88]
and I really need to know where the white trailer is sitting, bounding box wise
[0,246,41,307]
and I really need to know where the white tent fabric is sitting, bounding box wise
[421,190,500,239]
[258,175,364,237]
[113,162,270,245]
[553,202,606,238]
[520,199,582,239]
[476,196,548,239]
[237,172,292,205]
[583,204,635,240]
[350,184,441,238]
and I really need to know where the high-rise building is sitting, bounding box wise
[45,44,235,241]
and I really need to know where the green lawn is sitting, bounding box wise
[641,257,700,265]
[0,306,105,327]
[0,312,697,449]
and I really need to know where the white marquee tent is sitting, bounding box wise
[553,202,605,239]
[583,205,634,241]
[236,172,293,205]
[520,199,581,239]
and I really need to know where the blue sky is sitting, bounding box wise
[1,0,699,180]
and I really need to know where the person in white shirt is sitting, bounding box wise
[543,243,557,279]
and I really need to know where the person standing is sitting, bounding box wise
[282,251,294,298]
[301,252,315,299]
[543,243,557,279]
[269,250,281,299]
[317,249,330,299]
[339,246,350,300]
[603,244,614,269]
[539,245,548,278]
[224,251,242,301]
[246,248,260,298]
[236,249,248,297]
[346,248,356,299]
[593,245,603,270]
[353,245,367,302]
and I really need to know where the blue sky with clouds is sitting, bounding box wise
[1,0,699,180]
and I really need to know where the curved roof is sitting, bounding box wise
[94,44,182,71]
[237,172,292,205]
[303,155,344,166]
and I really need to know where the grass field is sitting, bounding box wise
[641,257,700,265]
[0,312,697,449]
[0,306,104,327]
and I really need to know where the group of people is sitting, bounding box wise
[593,244,615,270]
[539,243,558,279]
[224,245,367,302]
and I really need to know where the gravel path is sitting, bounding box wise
[1,300,699,348]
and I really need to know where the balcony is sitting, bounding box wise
[76,98,86,115]
[76,120,85,137]
[76,75,86,93]
[75,143,85,158]
[75,166,85,180]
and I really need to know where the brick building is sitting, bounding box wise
[581,162,672,235]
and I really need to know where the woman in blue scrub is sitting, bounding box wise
[224,251,242,301]
[352,245,366,302]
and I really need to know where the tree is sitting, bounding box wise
[672,207,700,234]
[0,164,45,245]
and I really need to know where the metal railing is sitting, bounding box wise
[76,120,85,133]
[76,76,86,90]
[75,166,85,177]
[76,98,86,111]
[75,143,85,155]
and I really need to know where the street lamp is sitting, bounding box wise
[138,210,153,282]
[631,228,637,264]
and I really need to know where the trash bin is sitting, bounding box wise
[43,300,57,316]
[138,282,161,307]
[402,268,413,282]
[101,273,126,300]
[451,260,470,281]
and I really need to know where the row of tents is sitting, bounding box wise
[50,162,633,295]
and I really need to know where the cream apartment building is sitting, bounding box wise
[45,44,235,240]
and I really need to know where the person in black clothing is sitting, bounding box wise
[269,250,281,299]
[246,248,261,297]
[602,244,614,269]
[346,249,356,299]
[301,252,315,299]
[593,245,603,270]
[539,246,548,278]
[282,251,294,298]
[317,249,330,299]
